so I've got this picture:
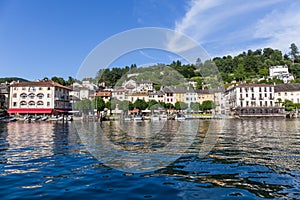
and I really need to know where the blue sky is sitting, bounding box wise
[0,0,300,80]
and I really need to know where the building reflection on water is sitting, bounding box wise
[210,119,300,171]
[0,121,81,176]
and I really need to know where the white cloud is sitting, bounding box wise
[173,0,299,56]
[253,2,300,53]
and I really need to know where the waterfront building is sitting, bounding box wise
[184,87,198,107]
[196,90,215,104]
[8,80,72,116]
[173,86,186,104]
[0,82,10,109]
[126,92,149,103]
[274,84,300,104]
[226,83,284,117]
[269,65,294,83]
[148,91,164,103]
[111,89,127,101]
[161,86,175,105]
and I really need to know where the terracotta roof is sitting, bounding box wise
[96,91,111,97]
[275,84,300,92]
[10,80,71,90]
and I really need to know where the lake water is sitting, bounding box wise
[0,119,300,199]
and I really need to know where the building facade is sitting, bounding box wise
[226,83,284,117]
[8,81,72,115]
[274,84,300,104]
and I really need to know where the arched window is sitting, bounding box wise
[37,93,44,99]
[37,101,44,105]
[20,101,27,105]
[28,101,35,106]
[20,93,27,98]
[28,93,35,99]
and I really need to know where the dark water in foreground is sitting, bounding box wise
[0,119,300,199]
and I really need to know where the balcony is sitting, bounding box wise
[251,97,256,100]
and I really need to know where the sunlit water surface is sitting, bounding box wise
[0,119,300,199]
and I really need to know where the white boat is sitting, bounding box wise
[40,116,49,121]
[151,114,160,121]
[175,114,185,121]
[159,114,168,120]
[124,116,132,121]
[133,114,143,121]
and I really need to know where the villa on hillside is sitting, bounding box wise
[8,80,72,116]
[269,65,294,83]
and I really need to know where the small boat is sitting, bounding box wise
[133,114,143,121]
[159,114,168,120]
[151,114,160,121]
[40,116,49,121]
[175,114,185,121]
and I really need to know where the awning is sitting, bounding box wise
[8,108,53,114]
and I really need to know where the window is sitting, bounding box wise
[20,93,27,98]
[37,101,43,105]
[260,101,262,106]
[13,93,17,98]
[265,101,267,106]
[246,101,249,106]
[264,87,267,92]
[240,88,242,92]
[47,87,50,90]
[246,93,248,97]
[13,102,17,107]
[22,87,26,90]
[47,102,50,107]
[259,87,262,92]
[47,93,50,98]
[270,101,273,106]
[28,101,35,106]
[28,93,35,99]
[37,93,44,99]
[278,92,281,96]
[265,93,267,97]
[20,101,27,105]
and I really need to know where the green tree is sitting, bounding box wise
[75,99,92,114]
[165,103,174,109]
[105,100,116,110]
[133,99,148,111]
[289,43,299,61]
[66,76,75,86]
[202,100,214,111]
[118,100,134,111]
[284,99,295,111]
[190,102,201,111]
[51,76,66,86]
[175,101,188,110]
[92,97,105,111]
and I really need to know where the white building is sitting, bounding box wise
[269,65,294,83]
[184,87,198,107]
[111,89,127,101]
[8,80,72,116]
[274,84,300,104]
[148,91,164,103]
[226,83,284,116]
